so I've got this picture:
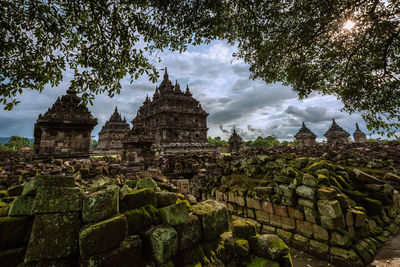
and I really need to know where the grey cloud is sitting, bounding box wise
[285,105,344,123]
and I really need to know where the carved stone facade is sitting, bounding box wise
[34,90,97,159]
[324,119,350,144]
[228,129,243,153]
[294,122,317,146]
[123,68,216,163]
[353,123,367,143]
[97,107,130,153]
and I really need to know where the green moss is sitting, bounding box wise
[0,202,10,217]
[335,175,351,190]
[2,197,16,204]
[247,257,279,267]
[307,160,335,172]
[234,238,249,257]
[124,205,156,234]
[159,260,174,267]
[317,174,331,186]
[232,220,257,239]
[0,190,8,198]
[328,176,343,191]
[364,198,383,216]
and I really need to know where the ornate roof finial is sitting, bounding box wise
[356,123,360,130]
[332,118,336,125]
[302,121,306,128]
[163,67,169,81]
[185,85,192,96]
[114,106,118,112]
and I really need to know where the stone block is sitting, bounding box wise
[312,223,329,241]
[0,216,30,250]
[176,179,190,194]
[122,188,157,210]
[157,192,178,207]
[0,247,25,266]
[330,231,352,247]
[330,247,363,267]
[261,224,276,234]
[235,195,246,207]
[124,205,156,235]
[309,240,329,259]
[8,196,34,216]
[295,185,315,200]
[287,206,304,220]
[296,220,313,237]
[276,229,293,245]
[255,210,270,223]
[281,217,296,231]
[136,177,157,190]
[317,199,342,218]
[316,186,337,200]
[159,201,189,226]
[354,240,374,264]
[262,201,274,213]
[246,197,262,210]
[275,184,294,197]
[273,204,288,217]
[320,215,345,230]
[249,234,290,260]
[215,191,224,202]
[232,220,257,239]
[174,214,201,250]
[302,174,318,187]
[246,257,279,267]
[293,234,309,251]
[298,198,314,208]
[345,210,354,226]
[145,225,178,264]
[79,214,128,257]
[269,214,282,228]
[32,187,83,214]
[354,210,366,228]
[7,185,23,197]
[303,207,317,223]
[82,185,119,223]
[190,200,229,241]
[25,212,80,263]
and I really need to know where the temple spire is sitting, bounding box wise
[356,123,360,130]
[185,85,192,96]
[163,67,169,81]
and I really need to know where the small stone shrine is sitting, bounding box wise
[353,123,367,143]
[228,129,243,152]
[324,119,350,144]
[33,90,98,159]
[97,107,130,153]
[294,122,317,146]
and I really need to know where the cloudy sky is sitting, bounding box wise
[0,41,373,141]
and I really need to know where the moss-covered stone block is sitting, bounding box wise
[234,238,249,257]
[0,202,10,217]
[302,174,318,187]
[295,185,315,200]
[159,201,189,226]
[136,177,157,190]
[79,214,127,257]
[32,187,83,214]
[293,234,309,251]
[309,240,329,259]
[81,235,143,267]
[364,198,383,216]
[82,185,119,223]
[232,220,257,239]
[312,224,329,241]
[157,192,178,207]
[0,216,30,250]
[317,199,342,218]
[145,225,178,264]
[330,231,352,247]
[330,247,363,267]
[317,186,337,200]
[123,188,157,210]
[7,185,23,197]
[175,214,201,251]
[125,205,157,235]
[0,247,25,267]
[25,212,80,263]
[8,196,34,216]
[320,215,345,230]
[249,234,289,260]
[22,179,41,196]
[191,200,229,241]
[247,257,279,267]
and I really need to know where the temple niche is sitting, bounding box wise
[33,90,98,159]
[228,129,243,153]
[123,68,215,163]
[294,122,317,146]
[353,123,367,143]
[97,107,130,153]
[324,119,350,145]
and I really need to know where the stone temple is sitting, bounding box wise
[34,90,98,159]
[353,123,367,143]
[123,68,215,163]
[97,107,130,153]
[324,119,350,144]
[228,129,243,153]
[294,122,316,146]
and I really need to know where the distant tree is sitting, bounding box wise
[207,137,228,147]
[4,136,32,150]
[244,136,281,148]
[90,139,98,148]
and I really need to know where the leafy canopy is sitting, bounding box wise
[1,1,400,136]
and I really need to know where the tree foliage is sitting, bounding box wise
[243,136,297,147]
[207,136,228,147]
[1,1,400,135]
[2,136,32,151]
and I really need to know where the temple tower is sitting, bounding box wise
[353,123,367,143]
[294,122,317,146]
[324,119,350,144]
[228,129,243,153]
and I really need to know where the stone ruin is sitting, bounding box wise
[123,68,216,164]
[294,122,316,146]
[324,119,350,145]
[97,107,130,153]
[33,90,97,159]
[228,129,243,153]
[353,123,367,143]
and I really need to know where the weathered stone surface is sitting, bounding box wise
[82,235,143,267]
[309,240,329,259]
[124,205,156,235]
[276,228,293,245]
[0,247,25,267]
[281,217,296,231]
[32,187,83,213]
[145,225,178,264]
[175,214,201,250]
[293,234,309,252]
[296,185,315,200]
[79,214,128,257]
[159,201,189,226]
[269,214,282,228]
[298,198,314,208]
[302,174,318,187]
[157,192,178,207]
[249,234,290,260]
[25,212,80,263]
[303,207,317,223]
[190,200,229,241]
[8,196,34,216]
[82,185,119,223]
[7,185,23,197]
[274,204,288,217]
[330,247,363,266]
[262,201,274,213]
[247,257,279,267]
[232,220,257,239]
[330,231,352,247]
[136,177,157,190]
[123,188,157,210]
[317,199,342,218]
[246,197,262,210]
[312,224,329,241]
[0,216,30,250]
[255,210,270,223]
[287,206,304,220]
[296,220,313,237]
[275,184,294,197]
[317,186,337,200]
[321,215,345,230]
